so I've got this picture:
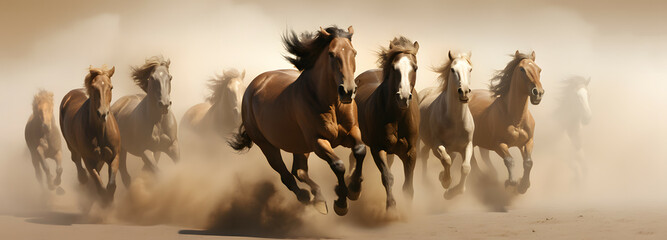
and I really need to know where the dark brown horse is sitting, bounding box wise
[60,66,120,204]
[111,56,179,187]
[348,37,420,211]
[25,90,63,192]
[229,26,365,216]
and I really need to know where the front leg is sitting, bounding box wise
[444,142,473,199]
[312,138,348,216]
[494,143,517,187]
[165,139,180,163]
[345,126,366,201]
[518,139,534,194]
[399,147,416,200]
[371,148,396,210]
[106,155,119,203]
[140,149,159,173]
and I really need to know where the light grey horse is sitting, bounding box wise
[555,76,592,182]
[111,56,179,187]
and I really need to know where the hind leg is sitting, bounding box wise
[292,153,327,214]
[420,143,430,183]
[479,147,498,180]
[312,138,349,216]
[258,143,310,204]
[118,149,131,187]
[71,151,87,184]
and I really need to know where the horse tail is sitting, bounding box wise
[228,124,253,151]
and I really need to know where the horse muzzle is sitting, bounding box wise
[158,100,172,114]
[530,87,544,105]
[338,84,356,104]
[458,88,471,103]
[395,92,412,109]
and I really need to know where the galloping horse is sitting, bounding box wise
[25,90,63,191]
[418,51,474,199]
[110,56,179,187]
[229,26,365,216]
[469,51,544,194]
[555,76,591,182]
[60,66,120,204]
[181,68,246,139]
[348,36,419,211]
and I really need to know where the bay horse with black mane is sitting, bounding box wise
[229,26,365,216]
[347,36,420,212]
[60,65,120,205]
[111,56,179,187]
[469,51,544,194]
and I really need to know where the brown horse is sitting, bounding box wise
[469,51,544,194]
[418,51,474,199]
[60,66,120,204]
[111,56,179,187]
[25,90,63,192]
[348,36,419,211]
[181,68,246,139]
[229,26,365,216]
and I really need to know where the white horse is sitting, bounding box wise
[555,76,592,182]
[418,51,474,199]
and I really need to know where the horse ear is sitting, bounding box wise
[530,51,536,60]
[389,40,396,49]
[107,66,115,77]
[448,50,454,61]
[413,41,419,53]
[241,69,246,80]
[347,26,354,35]
[515,50,521,57]
[319,27,331,36]
[467,51,472,59]
[166,59,171,67]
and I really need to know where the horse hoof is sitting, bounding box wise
[312,200,328,215]
[385,206,399,220]
[518,180,530,194]
[54,178,62,186]
[296,190,311,203]
[55,187,66,195]
[333,200,348,216]
[347,189,361,201]
[347,181,362,200]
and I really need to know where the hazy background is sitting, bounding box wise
[1,0,666,234]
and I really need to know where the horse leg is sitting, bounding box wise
[71,152,87,184]
[346,127,366,201]
[433,145,453,189]
[494,143,518,187]
[106,156,119,204]
[258,143,310,204]
[118,148,131,187]
[312,138,348,216]
[479,147,498,180]
[165,139,180,163]
[445,142,473,199]
[518,139,534,194]
[154,151,161,164]
[85,159,108,205]
[35,147,55,190]
[53,150,63,187]
[29,149,45,189]
[420,143,430,183]
[387,154,395,169]
[399,148,416,200]
[140,149,159,173]
[291,153,327,214]
[371,148,396,210]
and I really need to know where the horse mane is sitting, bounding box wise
[206,68,243,104]
[378,36,418,80]
[282,26,352,71]
[489,52,533,97]
[84,65,113,96]
[32,89,53,109]
[432,52,471,91]
[131,56,170,92]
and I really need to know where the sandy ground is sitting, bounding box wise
[1,203,665,240]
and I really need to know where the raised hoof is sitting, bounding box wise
[333,200,348,216]
[517,179,530,194]
[347,180,362,201]
[296,189,311,203]
[439,171,452,189]
[312,200,328,215]
[55,187,66,195]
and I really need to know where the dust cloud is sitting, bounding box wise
[1,0,667,237]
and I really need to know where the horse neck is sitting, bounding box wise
[302,56,338,107]
[85,99,107,138]
[210,98,235,127]
[441,82,469,120]
[504,75,530,125]
[142,93,165,123]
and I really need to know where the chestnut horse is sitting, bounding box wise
[469,51,544,194]
[229,26,365,216]
[181,68,246,139]
[60,66,120,204]
[25,90,63,192]
[111,56,179,187]
[348,36,419,211]
[418,51,474,199]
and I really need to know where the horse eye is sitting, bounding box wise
[520,67,526,73]
[450,68,455,73]
[329,52,335,58]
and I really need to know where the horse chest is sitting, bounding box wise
[506,125,529,145]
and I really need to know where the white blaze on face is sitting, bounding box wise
[450,59,472,90]
[394,56,413,100]
[577,87,592,120]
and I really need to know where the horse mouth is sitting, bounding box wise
[530,98,542,105]
[459,98,469,103]
[340,98,353,104]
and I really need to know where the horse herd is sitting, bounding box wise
[25,25,556,217]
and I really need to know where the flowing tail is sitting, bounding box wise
[228,124,253,151]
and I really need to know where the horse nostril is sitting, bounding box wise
[458,88,464,94]
[408,93,413,100]
[467,89,472,93]
[169,101,172,106]
[338,85,346,95]
[532,88,539,96]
